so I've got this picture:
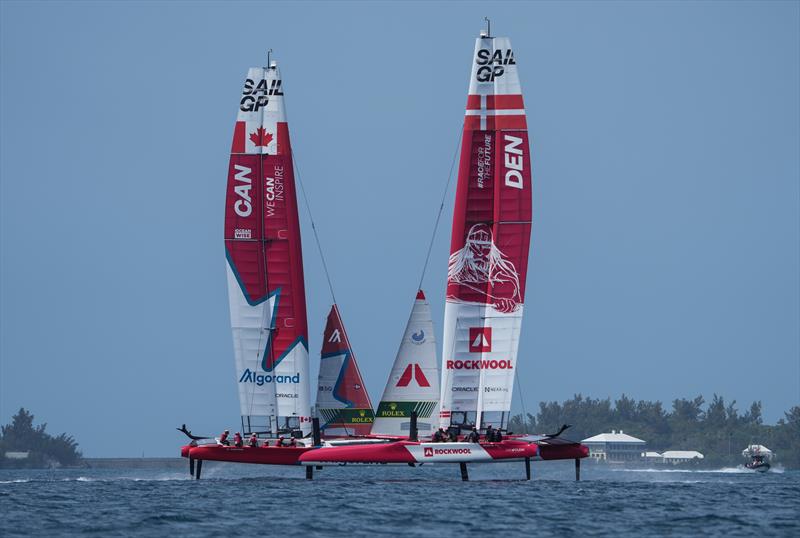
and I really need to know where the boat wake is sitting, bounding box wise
[612,466,782,474]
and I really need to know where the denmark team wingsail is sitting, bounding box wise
[225,60,312,437]
[439,32,532,431]
[315,305,375,436]
[371,290,440,437]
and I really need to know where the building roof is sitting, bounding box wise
[643,451,662,458]
[581,430,646,444]
[662,450,704,459]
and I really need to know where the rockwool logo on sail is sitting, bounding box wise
[469,328,492,352]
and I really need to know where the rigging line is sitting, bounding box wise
[292,153,337,306]
[416,124,464,292]
[514,368,529,435]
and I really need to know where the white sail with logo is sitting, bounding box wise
[439,33,532,431]
[372,290,440,436]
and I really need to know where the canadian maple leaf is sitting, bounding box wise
[249,127,274,147]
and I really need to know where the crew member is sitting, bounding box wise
[494,428,503,442]
[447,427,458,442]
[233,432,243,447]
[432,428,444,442]
[467,427,480,443]
[289,437,297,447]
[276,436,285,447]
[248,433,258,447]
[219,429,230,446]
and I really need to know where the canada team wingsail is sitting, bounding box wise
[439,33,532,431]
[224,60,312,436]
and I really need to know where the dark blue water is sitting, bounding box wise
[2,461,798,537]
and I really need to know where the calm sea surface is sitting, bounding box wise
[1,461,798,537]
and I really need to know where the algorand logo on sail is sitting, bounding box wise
[239,368,300,385]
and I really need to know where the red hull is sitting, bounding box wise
[181,439,588,466]
[186,444,310,465]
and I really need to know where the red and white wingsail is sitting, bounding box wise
[225,62,311,436]
[371,291,440,437]
[439,35,532,430]
[315,305,375,437]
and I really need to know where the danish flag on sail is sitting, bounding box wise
[315,305,375,437]
[224,63,311,436]
[439,35,532,428]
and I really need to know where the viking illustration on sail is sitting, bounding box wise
[447,223,522,313]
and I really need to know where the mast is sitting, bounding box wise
[439,32,532,431]
[225,58,312,436]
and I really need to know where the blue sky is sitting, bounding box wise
[1,1,797,457]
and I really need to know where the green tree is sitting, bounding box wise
[0,408,82,468]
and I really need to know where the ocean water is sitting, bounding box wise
[1,461,798,537]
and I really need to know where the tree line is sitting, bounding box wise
[508,394,800,468]
[0,408,82,468]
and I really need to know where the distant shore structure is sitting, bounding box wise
[581,430,646,462]
[661,450,704,464]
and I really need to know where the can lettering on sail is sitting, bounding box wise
[232,165,253,217]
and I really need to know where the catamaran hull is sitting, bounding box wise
[297,440,539,466]
[181,439,588,467]
[185,444,310,465]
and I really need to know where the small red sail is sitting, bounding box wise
[315,305,374,436]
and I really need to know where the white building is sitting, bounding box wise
[581,430,646,462]
[661,450,704,464]
[642,451,663,462]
